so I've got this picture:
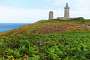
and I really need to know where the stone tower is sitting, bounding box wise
[64,3,70,18]
[49,11,53,19]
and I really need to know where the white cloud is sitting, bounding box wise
[0,6,49,23]
[48,0,90,10]
[0,0,90,23]
[48,0,66,7]
[48,0,90,19]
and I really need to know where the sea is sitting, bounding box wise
[0,23,28,32]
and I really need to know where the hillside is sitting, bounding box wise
[3,19,90,34]
[1,19,90,60]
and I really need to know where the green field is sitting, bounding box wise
[1,19,90,60]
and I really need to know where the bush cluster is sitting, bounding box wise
[0,32,90,60]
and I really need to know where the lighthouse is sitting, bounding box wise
[64,3,70,18]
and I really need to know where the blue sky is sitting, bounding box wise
[0,0,90,23]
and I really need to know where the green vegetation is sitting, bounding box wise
[0,19,90,60]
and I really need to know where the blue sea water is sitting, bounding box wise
[0,23,27,32]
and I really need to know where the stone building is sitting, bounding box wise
[64,3,70,18]
[48,3,70,20]
[48,3,84,20]
[57,3,70,20]
[49,11,53,19]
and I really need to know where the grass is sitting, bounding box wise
[1,19,90,60]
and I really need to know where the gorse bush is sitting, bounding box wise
[0,32,90,60]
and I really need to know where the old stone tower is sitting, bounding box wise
[49,11,53,19]
[64,3,70,18]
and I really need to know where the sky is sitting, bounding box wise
[0,0,90,23]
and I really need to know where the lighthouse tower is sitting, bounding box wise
[49,11,53,19]
[64,3,70,18]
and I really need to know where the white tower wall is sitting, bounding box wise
[64,3,70,18]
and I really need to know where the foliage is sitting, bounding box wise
[0,32,90,60]
[70,17,84,20]
[1,19,90,60]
